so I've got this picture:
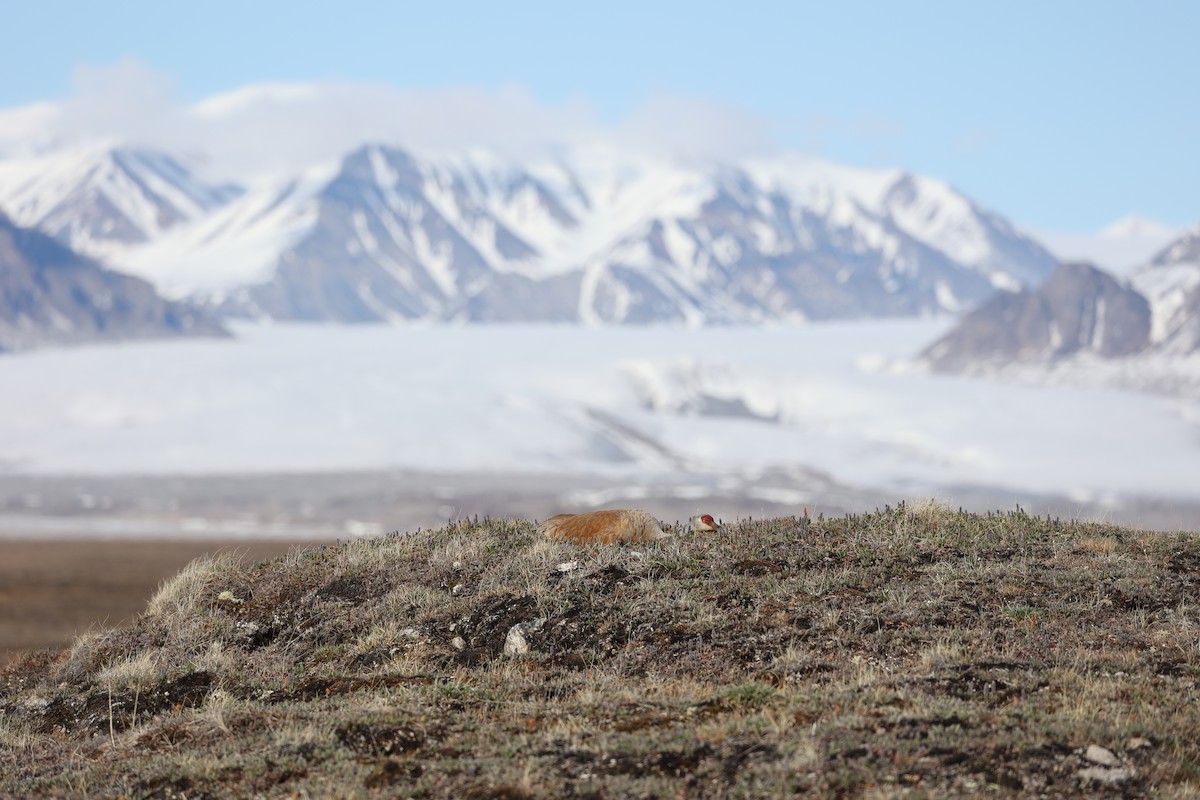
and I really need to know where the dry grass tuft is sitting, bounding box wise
[146,551,244,619]
[95,650,160,689]
[1078,536,1121,554]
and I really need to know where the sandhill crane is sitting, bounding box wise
[537,509,720,545]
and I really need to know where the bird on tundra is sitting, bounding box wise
[537,509,720,545]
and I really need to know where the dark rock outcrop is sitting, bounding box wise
[0,214,228,352]
[921,262,1151,370]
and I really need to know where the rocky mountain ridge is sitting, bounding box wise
[0,144,241,260]
[0,213,227,352]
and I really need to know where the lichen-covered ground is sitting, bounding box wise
[3,503,1199,798]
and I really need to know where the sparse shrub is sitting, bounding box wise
[720,682,778,710]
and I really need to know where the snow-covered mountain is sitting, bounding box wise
[0,144,242,261]
[1150,222,1200,268]
[93,143,1058,324]
[1129,222,1200,354]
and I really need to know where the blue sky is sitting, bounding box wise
[3,0,1198,232]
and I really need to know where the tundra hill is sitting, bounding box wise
[3,505,1200,798]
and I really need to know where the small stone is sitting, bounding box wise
[450,636,466,651]
[556,560,579,573]
[451,583,465,595]
[1127,737,1152,751]
[1085,745,1119,767]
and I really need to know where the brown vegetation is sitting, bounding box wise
[0,538,318,665]
[2,503,1199,798]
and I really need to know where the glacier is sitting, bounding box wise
[0,321,1196,507]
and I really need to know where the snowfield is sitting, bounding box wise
[1,320,1198,507]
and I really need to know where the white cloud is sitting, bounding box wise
[611,92,781,161]
[61,57,181,141]
[1032,221,1180,273]
[186,81,602,177]
[0,103,59,155]
[0,58,782,179]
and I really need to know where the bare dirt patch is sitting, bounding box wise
[0,538,321,664]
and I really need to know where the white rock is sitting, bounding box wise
[556,560,580,573]
[1127,737,1152,750]
[450,636,466,651]
[1078,766,1132,784]
[1085,745,1119,767]
[504,627,530,656]
[503,619,546,656]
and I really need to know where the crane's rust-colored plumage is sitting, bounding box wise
[537,509,667,545]
[537,509,721,544]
